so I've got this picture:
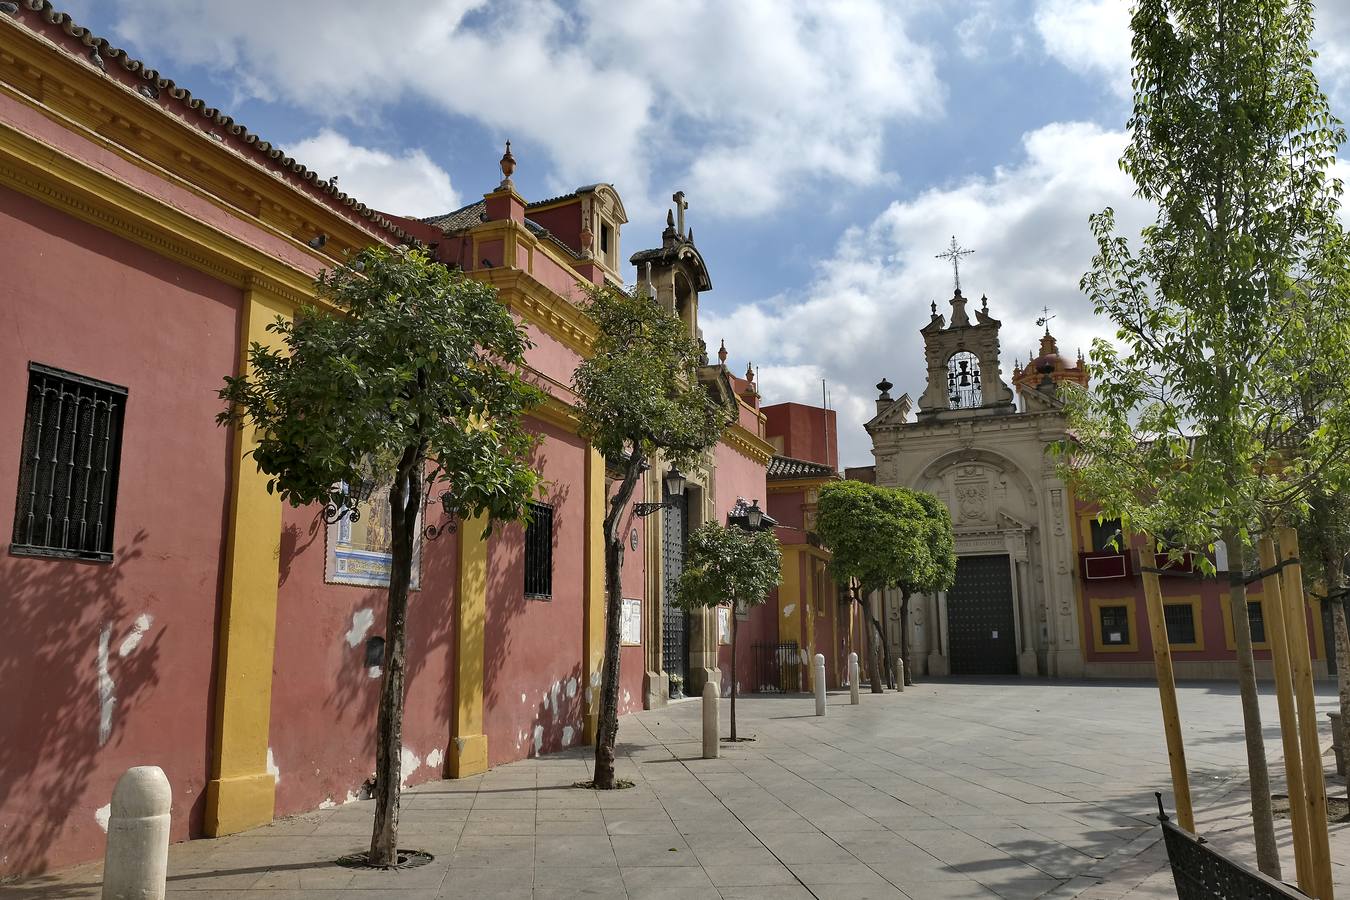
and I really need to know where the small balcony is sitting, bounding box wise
[1080,550,1133,581]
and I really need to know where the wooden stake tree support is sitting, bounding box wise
[1141,563,1194,831]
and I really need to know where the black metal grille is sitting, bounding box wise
[523,501,553,599]
[12,364,126,561]
[753,641,803,693]
[947,554,1018,674]
[1159,810,1302,898]
[1099,604,1131,646]
[1164,603,1196,645]
[661,489,688,688]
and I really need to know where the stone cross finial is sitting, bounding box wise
[672,190,688,236]
[935,235,974,293]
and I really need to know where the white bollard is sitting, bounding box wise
[102,766,171,900]
[813,653,827,716]
[896,657,905,693]
[848,652,860,705]
[702,681,719,759]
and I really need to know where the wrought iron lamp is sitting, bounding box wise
[633,466,687,517]
[727,497,774,532]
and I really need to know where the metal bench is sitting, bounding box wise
[1155,794,1306,899]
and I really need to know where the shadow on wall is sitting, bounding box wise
[479,443,579,760]
[0,530,163,875]
[316,500,458,772]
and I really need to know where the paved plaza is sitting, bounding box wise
[5,680,1346,899]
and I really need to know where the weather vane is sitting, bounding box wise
[1036,305,1056,335]
[935,236,974,293]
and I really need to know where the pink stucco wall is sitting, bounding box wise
[0,186,240,874]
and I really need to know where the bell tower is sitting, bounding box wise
[629,191,712,347]
[915,289,1016,420]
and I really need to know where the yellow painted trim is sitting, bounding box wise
[1089,596,1139,653]
[766,475,838,492]
[0,24,397,258]
[582,448,605,744]
[529,394,582,435]
[451,513,490,777]
[1161,595,1205,652]
[779,548,802,649]
[478,266,597,356]
[1221,593,1272,651]
[722,423,775,465]
[205,287,289,837]
[0,119,327,311]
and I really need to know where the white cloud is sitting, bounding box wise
[1034,0,1131,98]
[704,121,1154,467]
[286,130,460,218]
[1034,0,1350,113]
[104,0,940,222]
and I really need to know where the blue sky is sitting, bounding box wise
[63,0,1350,465]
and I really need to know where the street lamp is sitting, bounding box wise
[633,466,688,517]
[727,497,774,532]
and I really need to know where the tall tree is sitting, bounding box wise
[218,247,542,866]
[573,284,727,790]
[1061,0,1348,875]
[815,481,907,692]
[888,489,957,687]
[674,522,781,740]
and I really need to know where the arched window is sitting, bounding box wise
[947,351,982,409]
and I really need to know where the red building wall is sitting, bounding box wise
[763,403,838,468]
[0,186,240,873]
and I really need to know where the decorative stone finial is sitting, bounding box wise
[980,294,988,313]
[930,300,937,317]
[718,339,728,364]
[876,377,894,400]
[666,209,675,228]
[745,362,755,382]
[579,199,594,255]
[499,140,516,187]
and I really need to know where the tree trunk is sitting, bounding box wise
[1323,540,1350,799]
[592,450,645,790]
[899,588,914,686]
[369,446,422,866]
[1224,529,1281,878]
[861,589,884,693]
[729,611,738,741]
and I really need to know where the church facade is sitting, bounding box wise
[864,288,1087,678]
[861,286,1334,682]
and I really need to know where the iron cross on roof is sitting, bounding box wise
[1036,305,1056,335]
[935,236,974,292]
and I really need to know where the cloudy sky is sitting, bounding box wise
[65,0,1350,465]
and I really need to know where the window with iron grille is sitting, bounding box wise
[1247,601,1266,644]
[1164,603,1196,645]
[1099,604,1130,646]
[11,363,126,561]
[524,501,553,599]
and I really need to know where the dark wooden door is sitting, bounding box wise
[661,490,689,689]
[947,554,1018,676]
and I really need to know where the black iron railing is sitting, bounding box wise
[753,641,803,693]
[1155,794,1303,899]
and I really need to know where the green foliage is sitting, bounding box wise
[217,246,543,525]
[1061,0,1350,557]
[573,284,727,474]
[674,523,782,614]
[814,481,955,595]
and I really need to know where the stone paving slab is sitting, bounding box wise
[2,680,1346,899]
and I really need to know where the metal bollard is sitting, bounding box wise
[848,652,860,705]
[102,766,171,900]
[702,681,719,759]
[813,653,827,716]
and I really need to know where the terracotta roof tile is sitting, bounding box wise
[767,455,838,481]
